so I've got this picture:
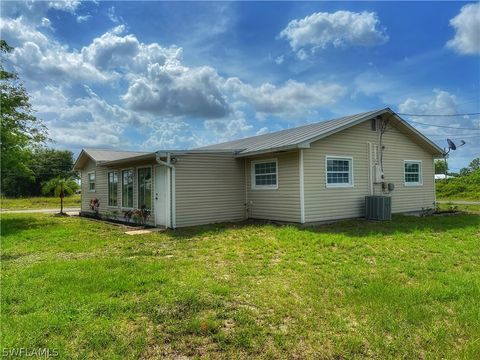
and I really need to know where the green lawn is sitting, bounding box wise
[0,195,80,210]
[1,213,479,359]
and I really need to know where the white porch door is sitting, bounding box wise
[154,166,170,227]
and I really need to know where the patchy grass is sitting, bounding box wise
[437,203,480,214]
[1,213,479,359]
[0,195,80,210]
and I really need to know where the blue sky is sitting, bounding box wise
[1,1,479,170]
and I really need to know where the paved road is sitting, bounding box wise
[437,200,480,205]
[1,208,81,214]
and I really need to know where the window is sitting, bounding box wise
[108,171,118,207]
[404,161,422,186]
[122,169,134,208]
[326,156,353,187]
[137,167,152,209]
[88,172,95,191]
[252,159,278,189]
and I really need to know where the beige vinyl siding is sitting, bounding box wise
[303,120,435,222]
[80,158,109,214]
[246,151,301,222]
[80,158,157,225]
[380,125,435,213]
[174,153,246,227]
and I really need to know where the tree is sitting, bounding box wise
[468,157,480,172]
[30,148,77,195]
[1,39,47,196]
[459,167,471,177]
[41,177,79,214]
[458,157,480,177]
[434,159,448,174]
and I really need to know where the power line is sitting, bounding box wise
[406,119,480,130]
[398,112,480,117]
[425,132,480,137]
[423,131,480,136]
[427,134,480,139]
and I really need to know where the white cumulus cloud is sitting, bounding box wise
[446,3,480,55]
[123,62,230,118]
[280,10,388,58]
[225,78,346,117]
[31,85,143,149]
[1,6,349,150]
[398,89,480,171]
[399,89,458,116]
[204,111,253,141]
[76,15,92,23]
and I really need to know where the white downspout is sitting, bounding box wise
[244,159,248,219]
[433,155,437,208]
[299,149,305,224]
[171,166,176,228]
[79,170,83,213]
[368,142,373,196]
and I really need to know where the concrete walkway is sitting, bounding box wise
[437,200,480,205]
[1,208,80,214]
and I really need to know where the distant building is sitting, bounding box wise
[435,174,455,180]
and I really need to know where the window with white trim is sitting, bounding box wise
[122,169,134,208]
[252,159,278,189]
[108,171,118,207]
[88,172,95,191]
[137,167,152,209]
[326,157,353,187]
[404,161,422,185]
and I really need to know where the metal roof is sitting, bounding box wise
[74,108,443,170]
[83,148,152,162]
[73,148,154,170]
[197,109,383,154]
[197,108,443,157]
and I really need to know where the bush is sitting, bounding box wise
[436,170,480,200]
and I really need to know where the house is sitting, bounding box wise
[73,108,443,228]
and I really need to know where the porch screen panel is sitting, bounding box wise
[138,168,152,210]
[108,171,118,206]
[122,169,134,208]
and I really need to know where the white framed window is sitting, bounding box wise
[107,171,118,207]
[325,156,353,188]
[121,169,134,208]
[404,160,422,186]
[252,159,278,189]
[88,172,95,192]
[137,167,152,210]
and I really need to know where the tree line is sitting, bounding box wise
[435,157,480,177]
[1,40,78,198]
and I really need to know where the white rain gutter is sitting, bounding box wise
[155,151,176,229]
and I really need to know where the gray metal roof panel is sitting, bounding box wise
[84,149,152,162]
[196,109,382,154]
